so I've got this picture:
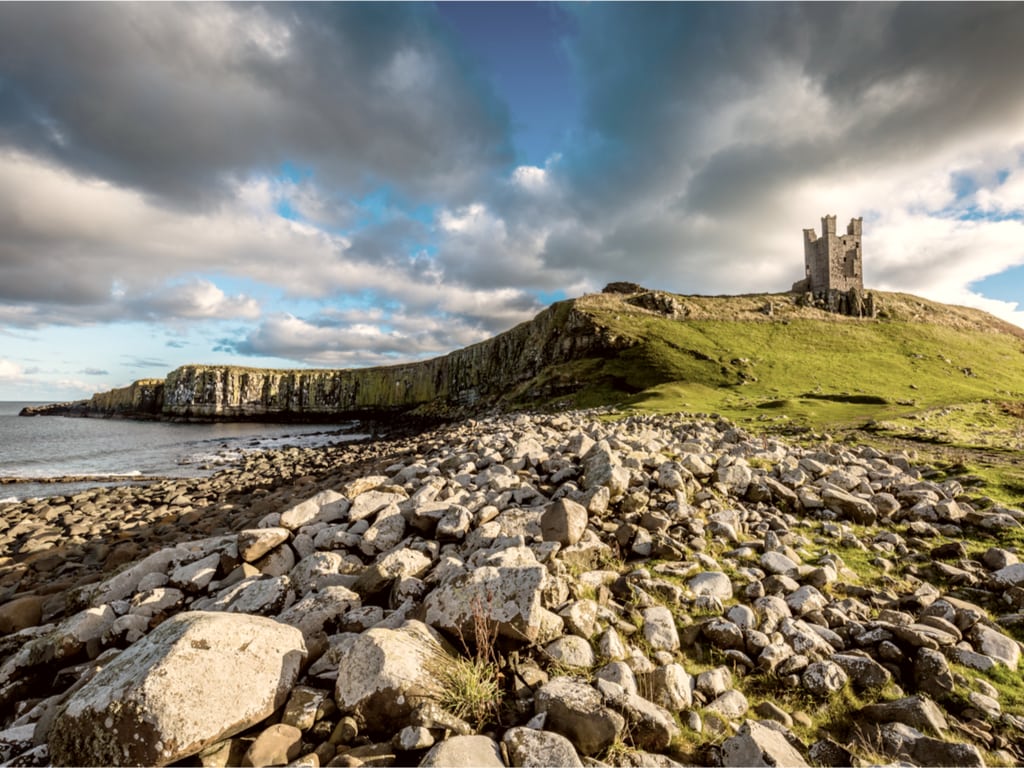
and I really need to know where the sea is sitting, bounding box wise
[0,402,368,503]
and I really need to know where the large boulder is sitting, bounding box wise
[335,620,451,735]
[422,547,560,643]
[48,611,305,767]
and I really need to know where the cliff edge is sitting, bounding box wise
[21,296,628,422]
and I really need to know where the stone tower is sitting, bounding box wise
[794,215,872,316]
[790,214,872,315]
[803,214,862,294]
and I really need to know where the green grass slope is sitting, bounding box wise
[544,288,1024,502]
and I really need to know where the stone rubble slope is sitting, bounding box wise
[1,410,1023,766]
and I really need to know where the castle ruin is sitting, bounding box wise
[793,214,874,317]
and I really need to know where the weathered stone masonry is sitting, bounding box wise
[793,214,874,317]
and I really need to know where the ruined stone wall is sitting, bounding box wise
[802,215,863,295]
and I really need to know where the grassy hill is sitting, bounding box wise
[539,287,1024,503]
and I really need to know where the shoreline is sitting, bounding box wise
[0,474,172,486]
[0,414,391,504]
[0,425,422,612]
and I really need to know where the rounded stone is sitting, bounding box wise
[688,571,733,600]
[544,635,596,670]
[642,605,680,652]
[801,660,848,697]
[243,723,303,768]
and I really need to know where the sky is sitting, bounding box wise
[1,2,1024,401]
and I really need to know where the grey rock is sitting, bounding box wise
[696,666,732,698]
[821,487,876,524]
[830,653,892,692]
[436,505,473,540]
[596,661,638,696]
[753,701,793,728]
[969,623,1021,669]
[982,547,1019,571]
[649,663,693,711]
[169,552,221,593]
[801,661,848,697]
[222,575,295,615]
[726,604,757,630]
[721,719,809,767]
[419,735,504,767]
[423,546,559,644]
[601,681,681,752]
[715,463,752,495]
[581,441,630,501]
[544,635,596,670]
[237,528,290,563]
[705,689,749,719]
[688,571,733,600]
[807,738,854,767]
[642,605,679,652]
[784,585,827,616]
[280,490,348,531]
[760,551,799,576]
[702,618,746,650]
[288,551,349,596]
[275,585,360,642]
[243,723,302,768]
[914,647,954,699]
[48,612,305,767]
[335,620,450,735]
[281,686,328,732]
[535,677,625,756]
[353,548,432,597]
[503,726,583,768]
[540,498,588,546]
[394,725,435,752]
[348,489,407,523]
[252,542,296,578]
[859,695,948,736]
[359,503,407,556]
[0,724,35,764]
[946,645,997,672]
[560,599,602,639]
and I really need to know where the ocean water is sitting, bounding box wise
[0,402,367,502]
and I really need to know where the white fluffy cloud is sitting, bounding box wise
[0,359,24,380]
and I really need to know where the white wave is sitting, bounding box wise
[0,495,19,505]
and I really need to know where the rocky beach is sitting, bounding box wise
[1,409,1023,767]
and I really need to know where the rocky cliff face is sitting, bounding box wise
[24,300,626,422]
[20,379,165,419]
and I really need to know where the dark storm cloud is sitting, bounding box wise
[561,2,1024,205]
[0,3,512,208]
[525,2,1024,294]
